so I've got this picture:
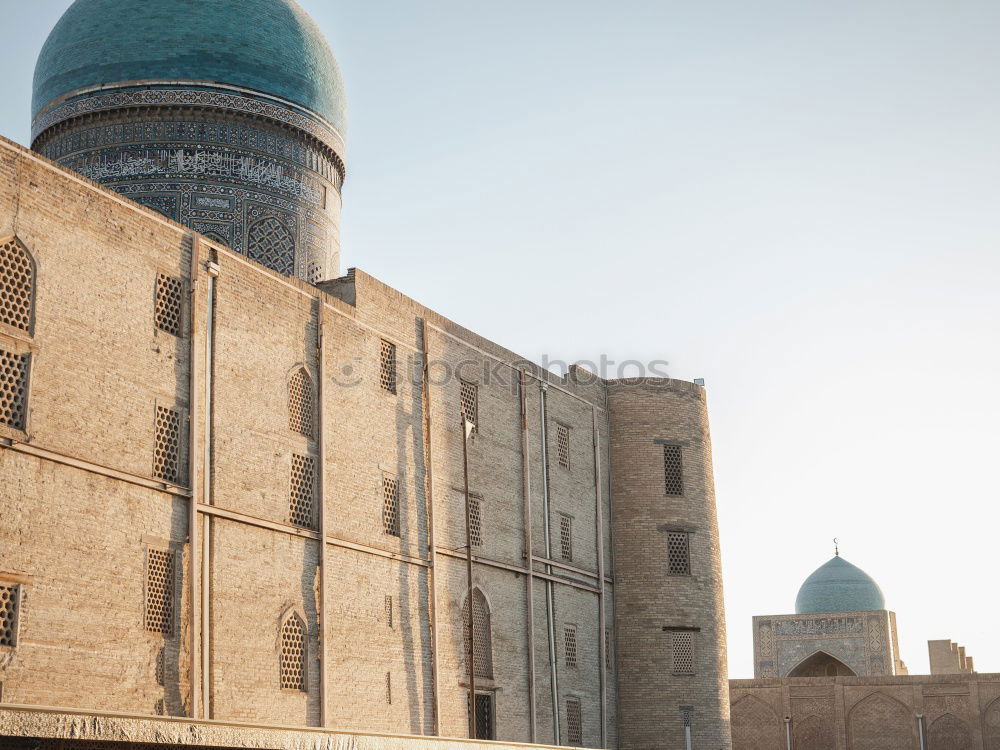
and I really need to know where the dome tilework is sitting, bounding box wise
[794,556,886,614]
[32,0,347,135]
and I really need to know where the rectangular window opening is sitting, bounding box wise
[383,475,400,536]
[667,531,691,575]
[154,273,184,337]
[153,405,183,484]
[380,339,397,394]
[0,584,21,647]
[671,630,695,675]
[460,380,478,432]
[470,495,484,548]
[559,514,573,562]
[289,454,317,529]
[145,549,175,635]
[564,624,578,668]
[557,423,571,470]
[664,444,684,496]
[566,697,583,745]
[0,348,29,431]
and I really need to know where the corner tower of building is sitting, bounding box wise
[607,378,731,750]
[31,0,347,282]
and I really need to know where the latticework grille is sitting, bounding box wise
[247,217,295,276]
[564,624,578,667]
[463,589,493,679]
[280,614,306,690]
[385,595,393,629]
[664,444,684,496]
[470,495,484,547]
[152,406,182,483]
[474,693,495,740]
[154,273,183,336]
[382,475,400,536]
[0,584,19,646]
[566,697,583,745]
[559,514,573,562]
[605,629,613,670]
[145,549,174,635]
[0,237,34,333]
[287,368,314,437]
[155,647,165,685]
[379,339,397,393]
[385,671,392,704]
[671,631,695,675]
[667,532,691,575]
[0,348,29,430]
[557,424,570,470]
[289,454,316,528]
[460,380,478,431]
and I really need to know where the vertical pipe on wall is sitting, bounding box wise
[917,713,926,750]
[201,258,218,719]
[462,415,476,739]
[593,405,607,748]
[539,383,560,745]
[784,716,792,750]
[186,237,201,719]
[421,319,442,736]
[316,303,328,727]
[520,369,537,742]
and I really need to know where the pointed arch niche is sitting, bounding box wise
[788,650,857,677]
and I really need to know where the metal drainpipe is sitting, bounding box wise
[201,259,218,718]
[520,369,537,742]
[917,713,926,750]
[784,716,792,750]
[186,237,201,719]
[592,405,607,748]
[316,304,327,727]
[539,382,560,745]
[421,320,442,736]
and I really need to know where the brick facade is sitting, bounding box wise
[0,133,729,748]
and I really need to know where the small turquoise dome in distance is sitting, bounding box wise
[33,0,347,135]
[795,556,886,614]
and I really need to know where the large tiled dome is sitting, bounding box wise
[794,555,886,614]
[32,0,347,135]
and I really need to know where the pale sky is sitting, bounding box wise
[3,0,999,678]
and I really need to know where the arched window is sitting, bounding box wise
[247,217,295,276]
[279,613,306,691]
[287,367,314,437]
[463,588,493,679]
[0,236,36,335]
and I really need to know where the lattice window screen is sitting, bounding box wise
[667,532,691,575]
[664,444,684,496]
[0,237,34,333]
[0,584,19,647]
[385,671,392,704]
[380,340,397,393]
[470,496,484,548]
[280,615,306,690]
[557,424,571,470]
[155,647,165,686]
[460,380,478,431]
[154,273,184,337]
[0,348,29,431]
[287,368,314,437]
[152,406,182,483]
[606,629,613,670]
[145,549,174,635]
[474,694,495,741]
[382,475,400,536]
[566,697,583,745]
[671,631,695,675]
[385,595,393,629]
[289,454,316,528]
[564,624,578,667]
[247,217,295,277]
[559,514,573,562]
[463,589,494,679]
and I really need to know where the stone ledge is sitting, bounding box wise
[0,705,569,750]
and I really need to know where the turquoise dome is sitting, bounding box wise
[32,0,347,135]
[795,556,885,614]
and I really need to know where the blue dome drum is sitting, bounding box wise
[794,555,886,614]
[31,0,347,282]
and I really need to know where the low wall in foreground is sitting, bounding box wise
[0,705,570,750]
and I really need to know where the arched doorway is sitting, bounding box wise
[788,650,857,677]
